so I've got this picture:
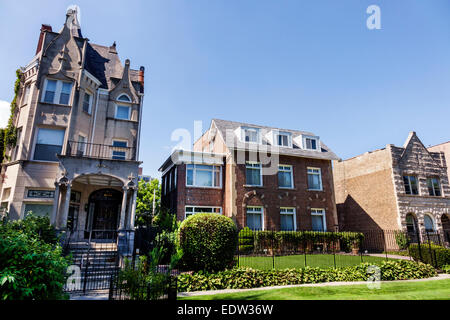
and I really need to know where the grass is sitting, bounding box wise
[179,279,450,300]
[237,254,400,270]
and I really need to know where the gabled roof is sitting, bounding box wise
[211,119,340,161]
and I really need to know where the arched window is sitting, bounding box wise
[117,94,131,102]
[424,215,435,232]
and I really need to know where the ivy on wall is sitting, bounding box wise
[1,69,21,162]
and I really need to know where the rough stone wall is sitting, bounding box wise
[390,133,450,235]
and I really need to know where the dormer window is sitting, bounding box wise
[242,127,260,143]
[276,131,292,147]
[302,135,320,151]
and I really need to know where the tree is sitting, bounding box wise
[135,179,161,226]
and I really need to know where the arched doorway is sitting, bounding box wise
[442,214,450,243]
[85,188,123,239]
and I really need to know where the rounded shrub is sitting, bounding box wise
[179,213,238,272]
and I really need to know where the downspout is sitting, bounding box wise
[90,88,101,152]
[136,94,144,160]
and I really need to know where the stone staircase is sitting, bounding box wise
[65,241,119,292]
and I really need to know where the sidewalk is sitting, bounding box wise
[177,274,450,298]
[366,253,411,260]
[70,290,109,300]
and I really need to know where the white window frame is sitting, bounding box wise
[246,206,264,230]
[22,83,31,106]
[427,177,441,197]
[174,167,177,188]
[184,206,222,219]
[302,135,320,151]
[241,127,261,144]
[275,131,292,148]
[41,78,73,105]
[115,104,131,120]
[82,91,93,114]
[32,127,66,162]
[307,167,323,191]
[278,164,294,189]
[403,175,419,195]
[245,161,263,187]
[280,207,296,231]
[185,164,222,188]
[311,208,327,232]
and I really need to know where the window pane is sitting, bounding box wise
[246,168,261,185]
[116,106,130,119]
[281,214,294,231]
[186,168,194,185]
[424,215,434,232]
[44,80,56,103]
[308,173,321,190]
[34,128,65,161]
[118,94,130,102]
[311,215,324,231]
[59,82,72,105]
[214,169,221,187]
[83,93,91,113]
[24,204,53,217]
[410,176,418,194]
[278,171,292,188]
[195,170,213,187]
[113,140,127,148]
[112,151,126,160]
[247,213,262,230]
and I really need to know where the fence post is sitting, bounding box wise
[425,231,435,268]
[383,230,388,261]
[303,238,307,268]
[272,230,275,270]
[333,238,336,269]
[416,227,423,262]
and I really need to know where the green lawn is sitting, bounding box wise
[180,279,450,300]
[237,254,400,270]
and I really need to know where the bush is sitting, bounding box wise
[4,214,58,244]
[238,227,254,254]
[0,227,70,300]
[409,243,450,268]
[177,260,437,292]
[442,265,450,274]
[179,213,238,272]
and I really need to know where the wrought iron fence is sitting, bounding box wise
[236,228,449,270]
[66,140,136,161]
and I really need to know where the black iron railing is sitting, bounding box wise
[65,141,135,161]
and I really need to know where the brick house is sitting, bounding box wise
[333,132,450,243]
[0,9,144,255]
[159,119,340,231]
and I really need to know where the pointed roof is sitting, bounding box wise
[399,131,440,167]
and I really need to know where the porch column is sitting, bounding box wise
[128,188,137,230]
[50,182,60,226]
[119,187,128,230]
[59,184,72,230]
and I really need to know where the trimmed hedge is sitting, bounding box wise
[179,213,238,272]
[177,260,437,292]
[409,243,450,268]
[239,230,364,253]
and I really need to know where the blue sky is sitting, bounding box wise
[0,1,449,178]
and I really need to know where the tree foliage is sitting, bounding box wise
[135,179,161,227]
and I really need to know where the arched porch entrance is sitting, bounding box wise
[85,188,123,239]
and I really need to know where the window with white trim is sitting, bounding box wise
[77,134,87,156]
[246,162,262,186]
[311,208,326,231]
[22,84,31,105]
[242,127,260,143]
[83,92,92,114]
[115,105,131,120]
[278,165,293,189]
[276,132,292,147]
[42,79,73,105]
[302,135,320,151]
[280,207,296,231]
[427,178,441,197]
[246,206,263,230]
[307,167,322,191]
[186,164,221,188]
[185,206,222,219]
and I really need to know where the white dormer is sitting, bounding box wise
[236,126,261,144]
[295,134,320,151]
[266,130,292,148]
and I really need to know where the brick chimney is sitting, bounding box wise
[139,66,145,93]
[36,24,52,55]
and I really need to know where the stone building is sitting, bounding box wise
[0,9,144,254]
[333,132,450,243]
[160,119,340,231]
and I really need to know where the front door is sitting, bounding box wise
[86,189,122,239]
